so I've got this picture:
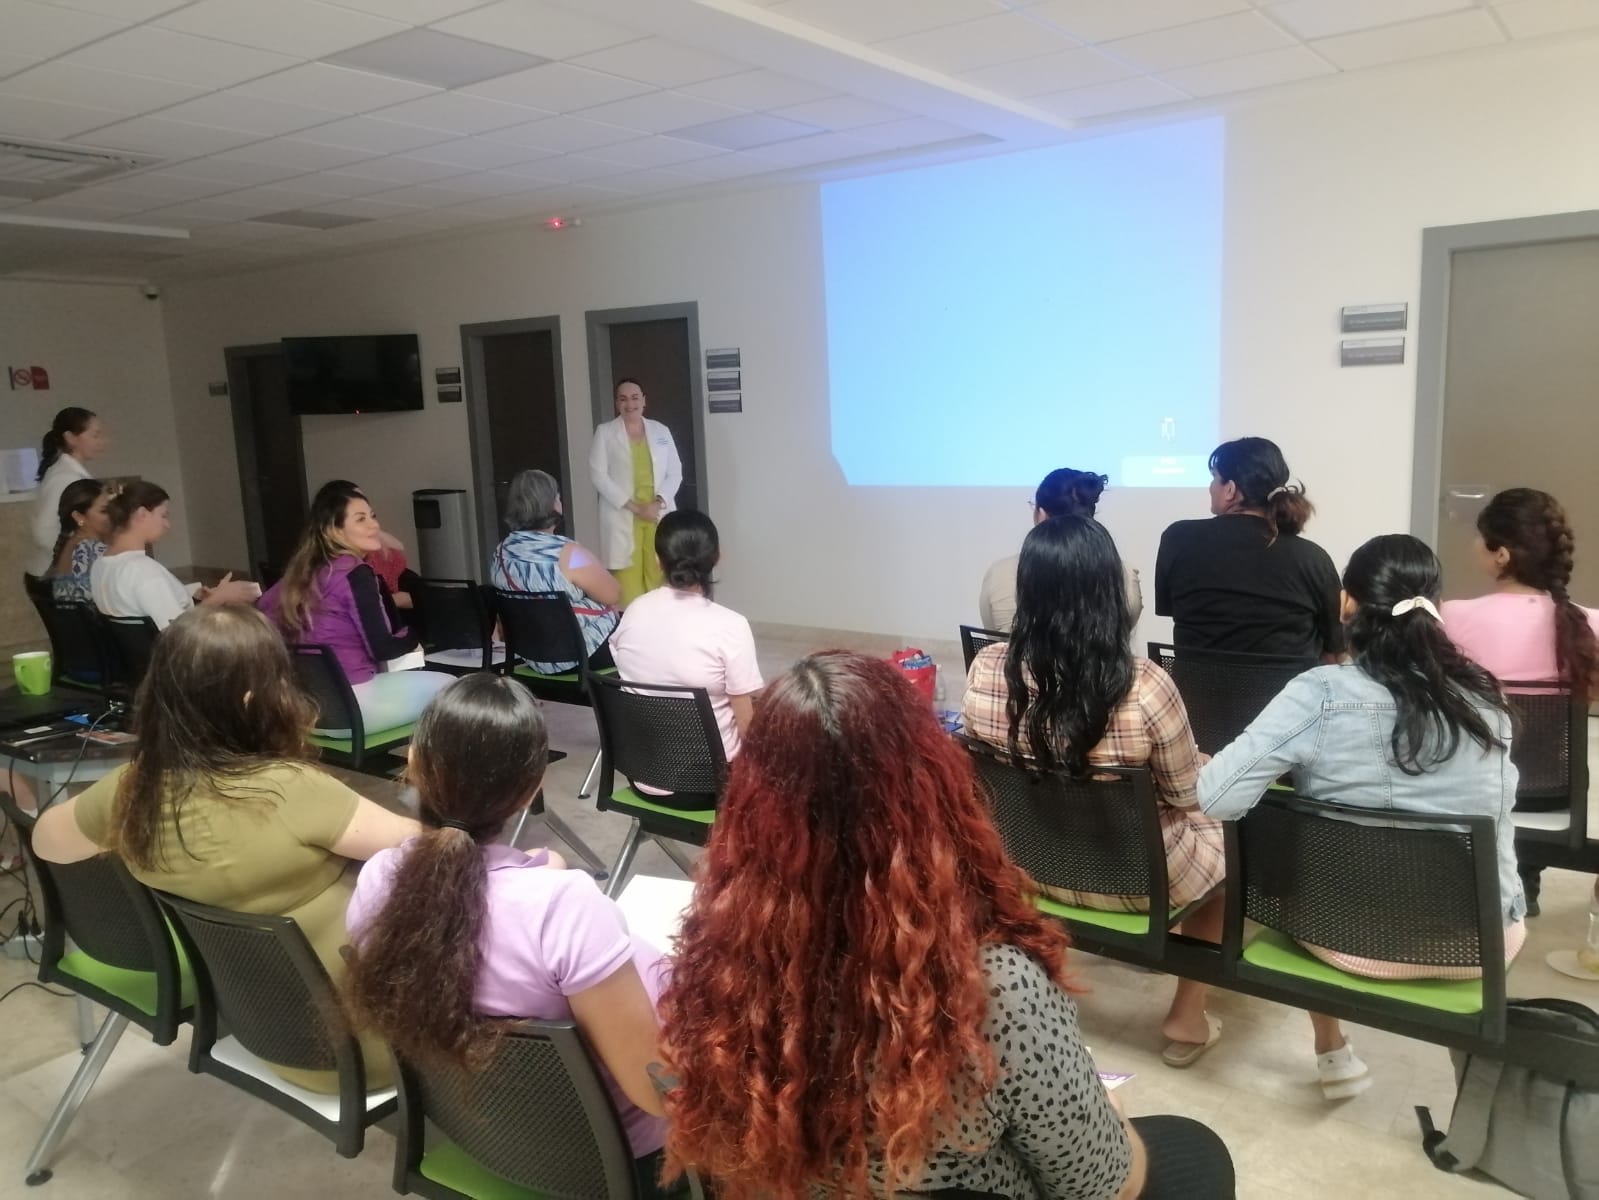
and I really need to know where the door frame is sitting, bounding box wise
[460,315,568,572]
[1412,208,1599,545]
[223,342,306,576]
[585,301,709,512]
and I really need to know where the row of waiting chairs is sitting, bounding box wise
[22,573,159,696]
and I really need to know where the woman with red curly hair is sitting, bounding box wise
[659,651,1232,1199]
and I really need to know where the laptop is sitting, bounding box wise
[0,690,96,734]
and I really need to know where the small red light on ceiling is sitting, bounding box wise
[543,216,581,231]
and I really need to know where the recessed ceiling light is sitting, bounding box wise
[326,30,547,89]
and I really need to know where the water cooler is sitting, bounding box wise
[412,488,474,580]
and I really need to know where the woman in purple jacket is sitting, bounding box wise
[260,482,451,735]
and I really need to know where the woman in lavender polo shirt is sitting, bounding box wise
[260,482,451,735]
[345,675,677,1193]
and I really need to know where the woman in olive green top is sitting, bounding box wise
[32,604,419,1092]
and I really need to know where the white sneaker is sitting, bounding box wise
[1317,1042,1371,1100]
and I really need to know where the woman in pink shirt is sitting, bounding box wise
[1442,487,1599,914]
[344,674,676,1193]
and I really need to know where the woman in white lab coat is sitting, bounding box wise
[29,407,108,578]
[588,378,683,606]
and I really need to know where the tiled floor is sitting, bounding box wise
[0,626,1591,1198]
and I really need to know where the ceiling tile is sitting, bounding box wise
[744,131,877,167]
[1312,8,1505,69]
[0,94,136,139]
[67,171,231,200]
[397,136,536,168]
[1158,43,1337,96]
[1104,11,1294,73]
[307,194,430,217]
[677,69,831,110]
[296,115,449,153]
[566,38,743,88]
[139,195,282,222]
[431,1,643,60]
[149,156,307,184]
[366,90,549,133]
[230,63,440,113]
[40,0,187,16]
[670,112,823,150]
[156,0,407,58]
[665,152,775,180]
[1025,0,1247,43]
[155,93,345,136]
[575,91,740,135]
[594,165,703,194]
[1267,0,1474,39]
[582,135,722,168]
[211,136,379,169]
[426,168,550,194]
[845,115,973,147]
[464,63,654,111]
[74,114,266,156]
[58,27,300,89]
[766,0,996,44]
[1494,0,1599,38]
[494,153,628,183]
[2,1,131,58]
[768,96,906,130]
[261,169,394,197]
[1032,75,1188,119]
[326,153,465,182]
[362,181,480,207]
[438,192,559,219]
[0,61,206,114]
[326,29,546,88]
[184,219,300,244]
[25,186,153,211]
[961,46,1131,96]
[876,12,1079,74]
[319,0,484,21]
[0,51,44,80]
[478,114,637,153]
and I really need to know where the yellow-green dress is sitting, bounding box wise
[615,435,663,606]
[73,761,392,1093]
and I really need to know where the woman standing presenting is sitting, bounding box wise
[589,378,682,606]
[29,407,108,578]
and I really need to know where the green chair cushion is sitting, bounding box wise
[420,1138,541,1200]
[1034,894,1182,935]
[310,721,416,755]
[511,665,621,685]
[1242,928,1484,1015]
[607,786,716,826]
[57,935,196,1016]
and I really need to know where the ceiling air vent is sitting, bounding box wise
[0,139,159,201]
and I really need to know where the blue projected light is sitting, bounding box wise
[821,118,1224,488]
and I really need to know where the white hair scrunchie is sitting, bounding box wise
[1390,596,1441,620]
[1265,485,1288,500]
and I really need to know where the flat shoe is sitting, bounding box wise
[1161,1015,1222,1068]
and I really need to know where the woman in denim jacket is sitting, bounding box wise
[1199,534,1524,1100]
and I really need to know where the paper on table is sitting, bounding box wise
[615,874,696,955]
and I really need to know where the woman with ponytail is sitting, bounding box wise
[609,510,763,770]
[1200,535,1524,1099]
[29,407,107,577]
[1155,437,1342,659]
[344,675,674,1185]
[46,478,110,603]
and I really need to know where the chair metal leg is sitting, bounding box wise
[508,806,530,849]
[655,836,699,881]
[577,750,601,799]
[74,997,96,1051]
[24,1012,129,1186]
[541,810,608,878]
[603,820,644,899]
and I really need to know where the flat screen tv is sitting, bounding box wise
[283,334,423,415]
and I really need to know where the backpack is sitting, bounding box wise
[1416,998,1599,1199]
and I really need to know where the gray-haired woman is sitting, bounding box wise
[489,469,621,673]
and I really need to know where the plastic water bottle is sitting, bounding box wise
[1581,892,1599,974]
[933,664,947,713]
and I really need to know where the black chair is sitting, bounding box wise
[99,614,159,689]
[290,643,412,776]
[23,579,113,692]
[154,892,397,1158]
[588,674,727,899]
[1222,792,1508,1047]
[958,625,1007,672]
[1147,642,1317,756]
[392,1019,703,1200]
[0,791,194,1187]
[965,740,1213,962]
[1501,682,1591,867]
[411,578,494,676]
[257,561,283,589]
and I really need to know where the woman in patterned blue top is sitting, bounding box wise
[47,478,111,604]
[491,469,621,673]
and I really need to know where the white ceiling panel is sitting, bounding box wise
[325,29,546,88]
[769,96,907,130]
[478,114,637,153]
[318,0,485,21]
[3,0,131,58]
[148,156,306,185]
[876,12,1079,75]
[665,151,777,180]
[306,194,430,217]
[21,187,152,211]
[367,91,548,133]
[326,153,465,182]
[75,114,265,155]
[495,153,629,183]
[58,27,300,89]
[259,169,393,198]
[156,93,346,136]
[361,181,480,207]
[1312,8,1505,69]
[844,115,974,148]
[1025,0,1248,43]
[138,195,286,222]
[229,63,441,113]
[766,0,997,44]
[211,136,378,169]
[0,51,44,80]
[1158,43,1337,96]
[745,130,878,167]
[0,94,132,139]
[427,169,550,194]
[397,136,537,168]
[594,165,704,194]
[297,115,449,153]
[1266,0,1475,40]
[67,172,228,201]
[575,91,742,135]
[431,1,643,60]
[961,46,1132,96]
[678,69,834,110]
[37,0,190,18]
[155,0,407,58]
[184,220,302,243]
[1104,11,1295,73]
[213,182,360,211]
[1033,75,1188,118]
[566,38,743,88]
[582,135,722,168]
[465,63,654,111]
[0,62,206,114]
[1494,0,1599,38]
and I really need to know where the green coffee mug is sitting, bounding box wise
[13,651,51,696]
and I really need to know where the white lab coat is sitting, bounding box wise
[588,416,683,570]
[28,453,91,577]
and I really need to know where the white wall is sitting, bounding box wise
[0,279,192,565]
[159,36,1599,644]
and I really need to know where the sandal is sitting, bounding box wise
[1161,1015,1222,1068]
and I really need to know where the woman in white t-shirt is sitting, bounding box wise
[91,481,258,629]
[610,510,763,772]
[29,407,108,578]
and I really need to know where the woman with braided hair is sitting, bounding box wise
[1442,487,1599,914]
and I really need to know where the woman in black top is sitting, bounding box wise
[1155,438,1341,660]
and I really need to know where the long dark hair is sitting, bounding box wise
[1477,488,1597,695]
[657,509,718,599]
[1035,467,1108,518]
[38,406,95,481]
[275,483,365,636]
[1344,534,1508,774]
[1210,437,1313,540]
[1004,515,1133,776]
[345,675,549,1069]
[51,478,104,569]
[104,480,169,535]
[110,606,315,870]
